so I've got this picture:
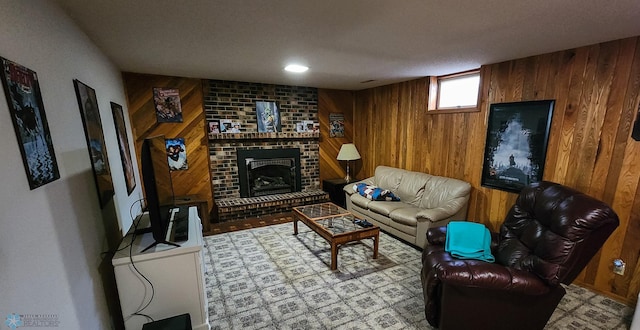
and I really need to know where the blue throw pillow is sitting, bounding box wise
[354,183,400,201]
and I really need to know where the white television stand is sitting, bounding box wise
[112,206,210,330]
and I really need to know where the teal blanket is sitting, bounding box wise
[445,221,495,263]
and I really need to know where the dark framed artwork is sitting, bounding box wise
[481,100,555,193]
[166,137,188,171]
[73,79,114,208]
[153,87,182,123]
[0,57,60,189]
[256,101,281,132]
[110,102,136,195]
[329,112,345,137]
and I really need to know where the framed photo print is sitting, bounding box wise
[296,120,314,132]
[256,101,281,132]
[153,87,183,123]
[219,119,232,133]
[0,57,60,189]
[208,121,221,134]
[229,122,241,133]
[74,79,114,208]
[329,113,345,137]
[481,100,555,193]
[166,137,188,171]
[110,102,136,195]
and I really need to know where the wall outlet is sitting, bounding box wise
[613,259,625,275]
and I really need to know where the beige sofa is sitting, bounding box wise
[343,166,471,249]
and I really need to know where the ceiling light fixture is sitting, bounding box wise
[284,64,309,73]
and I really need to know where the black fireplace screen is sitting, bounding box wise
[237,148,301,197]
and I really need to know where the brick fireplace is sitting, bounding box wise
[204,80,329,222]
[237,148,301,197]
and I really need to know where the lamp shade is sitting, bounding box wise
[337,143,361,161]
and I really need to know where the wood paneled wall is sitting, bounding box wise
[349,37,640,304]
[122,72,213,220]
[318,89,355,184]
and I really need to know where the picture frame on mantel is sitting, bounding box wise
[73,79,115,208]
[256,101,281,132]
[481,100,554,193]
[0,56,60,189]
[208,121,221,134]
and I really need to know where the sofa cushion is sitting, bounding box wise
[354,183,400,201]
[419,176,472,209]
[396,171,430,206]
[368,200,410,216]
[373,166,403,192]
[389,207,421,227]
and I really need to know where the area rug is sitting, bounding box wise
[202,222,633,329]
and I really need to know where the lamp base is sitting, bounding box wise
[344,161,352,183]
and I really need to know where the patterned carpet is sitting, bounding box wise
[203,222,635,329]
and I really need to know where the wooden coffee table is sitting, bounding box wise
[292,202,379,270]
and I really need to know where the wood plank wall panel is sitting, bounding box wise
[318,89,355,184]
[122,72,213,221]
[351,37,640,304]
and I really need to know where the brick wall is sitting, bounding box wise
[204,80,320,200]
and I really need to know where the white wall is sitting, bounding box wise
[0,1,143,329]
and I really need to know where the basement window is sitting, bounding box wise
[428,69,480,112]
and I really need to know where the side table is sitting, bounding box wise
[322,178,355,208]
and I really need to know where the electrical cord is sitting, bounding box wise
[100,198,146,257]
[126,198,155,323]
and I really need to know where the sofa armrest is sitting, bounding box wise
[426,226,447,245]
[343,177,375,195]
[417,207,454,223]
[416,196,468,222]
[422,246,551,295]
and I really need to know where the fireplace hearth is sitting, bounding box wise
[237,148,302,198]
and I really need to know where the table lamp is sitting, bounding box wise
[337,143,361,182]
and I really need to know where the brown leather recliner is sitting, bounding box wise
[421,181,619,330]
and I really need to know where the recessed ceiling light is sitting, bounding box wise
[284,64,309,73]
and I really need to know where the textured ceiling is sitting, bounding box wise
[54,0,640,90]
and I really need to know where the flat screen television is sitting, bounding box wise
[139,135,179,252]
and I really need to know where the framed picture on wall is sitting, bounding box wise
[0,56,60,189]
[110,102,136,195]
[74,79,115,208]
[153,87,183,123]
[329,113,345,137]
[166,137,188,171]
[256,101,281,132]
[481,100,555,193]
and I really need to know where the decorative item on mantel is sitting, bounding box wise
[337,143,361,183]
[208,131,320,140]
